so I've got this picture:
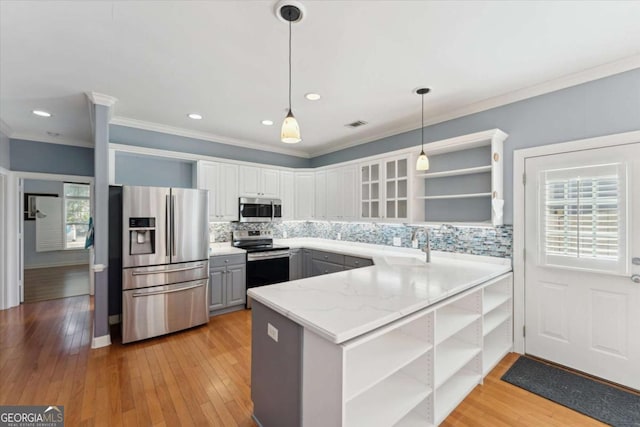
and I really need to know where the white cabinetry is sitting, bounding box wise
[295,172,315,220]
[239,165,280,197]
[197,161,239,221]
[301,272,513,427]
[280,171,295,220]
[359,154,410,221]
[326,166,357,220]
[314,171,326,220]
[413,129,507,225]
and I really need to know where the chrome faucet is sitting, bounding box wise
[411,227,431,263]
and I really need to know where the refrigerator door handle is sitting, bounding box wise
[132,282,205,297]
[165,194,170,259]
[171,195,177,257]
[131,263,205,276]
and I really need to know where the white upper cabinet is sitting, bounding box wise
[239,166,280,198]
[314,171,327,220]
[295,172,315,220]
[198,161,239,221]
[280,171,295,220]
[326,166,357,220]
[358,154,411,222]
[359,161,382,220]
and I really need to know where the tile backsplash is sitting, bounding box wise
[209,221,513,258]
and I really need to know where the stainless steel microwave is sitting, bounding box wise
[238,197,282,222]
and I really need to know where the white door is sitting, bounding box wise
[525,143,640,390]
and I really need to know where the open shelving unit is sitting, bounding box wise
[300,272,513,427]
[412,129,507,225]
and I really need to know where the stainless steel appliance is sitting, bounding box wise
[238,197,282,222]
[121,186,209,343]
[232,230,289,308]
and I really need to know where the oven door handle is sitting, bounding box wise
[132,282,204,297]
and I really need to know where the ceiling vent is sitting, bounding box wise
[346,120,368,128]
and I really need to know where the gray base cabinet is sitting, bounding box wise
[289,248,302,281]
[209,254,247,314]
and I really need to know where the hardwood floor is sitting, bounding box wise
[0,297,607,426]
[24,264,90,303]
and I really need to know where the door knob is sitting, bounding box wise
[632,274,640,284]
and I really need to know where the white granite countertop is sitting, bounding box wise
[209,242,246,256]
[249,238,512,344]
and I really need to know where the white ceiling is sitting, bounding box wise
[1,1,639,158]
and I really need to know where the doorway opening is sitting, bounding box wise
[22,178,92,303]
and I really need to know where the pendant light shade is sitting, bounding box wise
[280,4,302,143]
[281,109,301,143]
[416,88,431,171]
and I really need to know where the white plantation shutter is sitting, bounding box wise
[36,197,64,252]
[539,163,628,275]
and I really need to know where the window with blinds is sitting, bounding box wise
[539,163,628,274]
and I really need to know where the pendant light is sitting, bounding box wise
[416,88,430,171]
[280,4,302,144]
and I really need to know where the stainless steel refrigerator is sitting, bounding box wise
[121,186,209,343]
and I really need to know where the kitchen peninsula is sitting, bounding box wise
[248,240,513,427]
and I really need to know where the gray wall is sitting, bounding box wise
[311,69,640,224]
[0,131,9,170]
[110,124,310,168]
[115,152,195,188]
[10,139,94,176]
[23,179,89,268]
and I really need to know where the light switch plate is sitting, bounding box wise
[267,323,278,342]
[412,240,419,249]
[393,237,401,247]
[283,231,288,238]
[337,233,342,240]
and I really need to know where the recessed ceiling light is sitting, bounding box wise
[188,113,203,120]
[305,93,321,101]
[261,120,274,126]
[32,110,52,117]
[46,131,61,137]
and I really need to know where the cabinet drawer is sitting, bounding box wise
[344,255,373,269]
[211,253,246,268]
[312,250,344,265]
[311,259,344,276]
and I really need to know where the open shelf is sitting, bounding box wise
[345,330,432,401]
[483,307,510,336]
[394,398,434,427]
[483,292,511,315]
[435,368,481,424]
[435,306,481,345]
[435,338,481,389]
[483,321,512,375]
[345,371,432,427]
[416,165,491,179]
[417,192,492,200]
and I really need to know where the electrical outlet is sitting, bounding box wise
[393,237,401,247]
[283,230,288,238]
[337,233,342,240]
[267,323,278,342]
[412,239,419,249]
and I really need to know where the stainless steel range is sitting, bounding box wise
[232,230,289,308]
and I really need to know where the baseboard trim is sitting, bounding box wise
[25,261,89,270]
[109,314,121,325]
[91,333,112,349]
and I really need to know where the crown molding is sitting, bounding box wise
[10,132,94,148]
[85,92,118,107]
[109,116,311,159]
[309,54,640,157]
[0,118,13,137]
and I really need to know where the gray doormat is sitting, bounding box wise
[501,356,640,426]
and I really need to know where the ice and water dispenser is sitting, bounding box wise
[128,217,156,255]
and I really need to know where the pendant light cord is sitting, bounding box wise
[288,19,292,111]
[421,93,424,151]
